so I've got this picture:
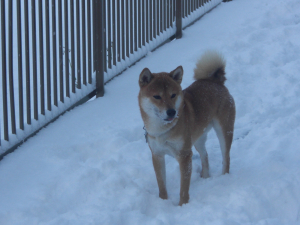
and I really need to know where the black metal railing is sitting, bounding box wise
[0,0,222,158]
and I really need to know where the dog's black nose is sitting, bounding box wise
[166,109,176,118]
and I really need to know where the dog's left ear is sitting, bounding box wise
[169,66,183,84]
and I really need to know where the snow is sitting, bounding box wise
[1,0,300,224]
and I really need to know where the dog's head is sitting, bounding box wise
[138,66,184,128]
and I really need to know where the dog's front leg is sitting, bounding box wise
[178,151,192,206]
[152,153,168,200]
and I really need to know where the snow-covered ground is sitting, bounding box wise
[1,0,300,224]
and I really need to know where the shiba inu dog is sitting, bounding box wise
[138,51,235,205]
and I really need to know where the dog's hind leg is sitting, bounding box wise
[152,153,168,200]
[194,129,210,178]
[213,118,234,174]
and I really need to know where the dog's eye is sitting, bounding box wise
[171,94,176,98]
[153,95,161,99]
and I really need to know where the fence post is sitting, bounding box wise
[175,0,182,38]
[93,0,104,97]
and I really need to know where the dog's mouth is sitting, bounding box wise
[164,117,175,122]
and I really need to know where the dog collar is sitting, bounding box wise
[143,126,148,143]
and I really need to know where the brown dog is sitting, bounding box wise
[138,51,235,205]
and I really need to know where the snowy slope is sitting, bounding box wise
[1,0,300,224]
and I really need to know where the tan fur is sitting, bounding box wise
[138,51,235,206]
[194,50,226,83]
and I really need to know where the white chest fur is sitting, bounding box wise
[148,134,183,157]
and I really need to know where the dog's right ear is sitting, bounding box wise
[139,68,153,87]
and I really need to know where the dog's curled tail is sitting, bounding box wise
[194,50,226,84]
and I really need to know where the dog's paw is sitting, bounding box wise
[200,170,210,178]
[159,191,168,200]
[179,196,189,206]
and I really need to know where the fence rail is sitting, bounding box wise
[0,0,223,159]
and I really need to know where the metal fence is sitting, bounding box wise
[0,0,223,158]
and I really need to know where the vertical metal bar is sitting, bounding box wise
[185,0,188,17]
[153,0,156,39]
[70,0,75,93]
[138,0,141,48]
[181,0,183,17]
[25,0,31,124]
[46,0,51,111]
[107,0,112,69]
[146,0,149,43]
[87,0,92,83]
[185,0,190,17]
[82,0,87,84]
[156,0,159,35]
[1,0,9,140]
[134,0,137,51]
[52,0,58,106]
[64,0,70,96]
[182,0,184,18]
[58,0,63,102]
[170,0,173,28]
[191,0,193,12]
[103,0,107,71]
[160,0,163,33]
[94,0,104,97]
[39,0,45,115]
[76,0,81,88]
[142,0,145,46]
[175,0,182,38]
[112,0,116,66]
[164,0,167,31]
[107,0,111,69]
[149,0,152,41]
[168,0,171,29]
[174,0,176,26]
[8,0,16,134]
[117,0,120,62]
[182,0,185,18]
[166,0,169,29]
[17,0,24,129]
[121,0,125,60]
[126,0,129,57]
[32,0,38,120]
[93,0,98,72]
[130,0,133,53]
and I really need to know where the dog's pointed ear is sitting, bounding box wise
[169,66,183,84]
[139,68,153,87]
